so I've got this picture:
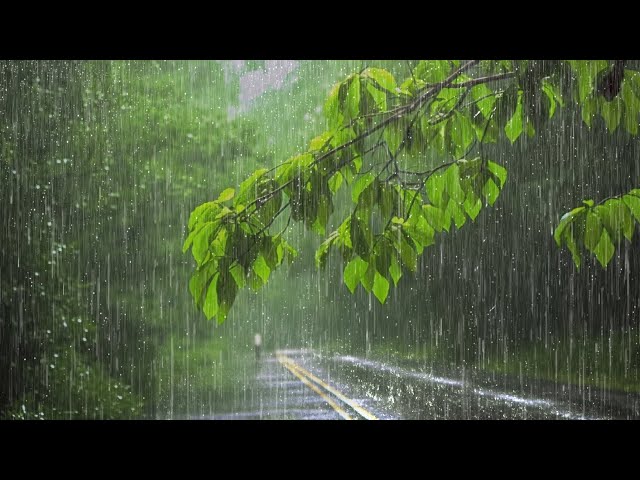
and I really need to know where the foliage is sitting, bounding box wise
[184,60,640,322]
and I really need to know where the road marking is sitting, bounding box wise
[278,357,353,420]
[276,353,378,420]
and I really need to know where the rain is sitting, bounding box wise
[1,60,639,420]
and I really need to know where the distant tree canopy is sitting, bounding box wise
[183,60,640,323]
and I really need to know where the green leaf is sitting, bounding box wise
[622,81,640,136]
[236,169,268,205]
[482,178,500,206]
[463,192,482,221]
[426,173,447,208]
[252,254,271,284]
[593,228,615,267]
[423,205,445,232]
[584,211,603,252]
[600,97,622,132]
[216,271,238,324]
[360,261,376,293]
[352,172,376,204]
[404,216,435,250]
[203,273,220,320]
[414,60,451,83]
[623,194,640,222]
[350,215,371,257]
[445,200,466,229]
[384,123,405,154]
[362,68,396,93]
[324,82,342,128]
[192,223,217,266]
[397,235,417,272]
[471,83,496,119]
[487,161,507,189]
[229,264,246,289]
[343,256,368,294]
[188,201,218,230]
[189,262,216,308]
[389,253,402,286]
[563,226,582,269]
[581,96,597,127]
[504,93,523,143]
[444,164,465,203]
[372,272,390,304]
[345,76,361,124]
[328,171,343,194]
[554,206,586,246]
[309,131,333,152]
[450,113,475,157]
[622,205,635,241]
[582,199,595,207]
[216,188,235,203]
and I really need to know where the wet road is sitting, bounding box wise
[198,349,640,420]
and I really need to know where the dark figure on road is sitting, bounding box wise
[254,333,262,361]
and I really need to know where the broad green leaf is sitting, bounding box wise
[404,216,435,251]
[426,173,447,208]
[192,223,217,266]
[188,201,218,230]
[362,68,396,93]
[384,123,405,154]
[471,83,496,119]
[581,96,597,127]
[568,60,608,103]
[593,228,615,267]
[252,254,271,284]
[344,256,369,294]
[444,164,465,203]
[229,264,246,289]
[372,272,390,304]
[397,235,417,272]
[203,273,220,320]
[309,131,334,152]
[276,153,314,185]
[216,271,238,324]
[352,172,376,204]
[445,200,466,229]
[189,262,216,308]
[216,188,235,203]
[324,82,341,128]
[600,97,622,132]
[350,216,371,257]
[554,206,585,246]
[563,226,581,269]
[487,161,507,189]
[389,253,402,286]
[621,78,640,135]
[365,82,387,112]
[415,60,451,83]
[360,261,376,293]
[623,194,640,222]
[236,169,268,205]
[482,178,500,206]
[423,204,445,232]
[584,211,602,252]
[505,93,523,143]
[328,171,343,194]
[450,113,475,157]
[463,192,482,220]
[345,76,361,124]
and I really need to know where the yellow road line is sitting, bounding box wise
[278,358,352,420]
[276,354,378,420]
